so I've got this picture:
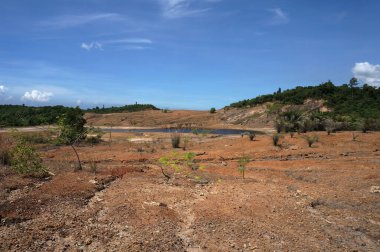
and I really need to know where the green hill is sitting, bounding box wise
[229,81,380,120]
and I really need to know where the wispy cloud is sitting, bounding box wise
[81,42,103,51]
[81,38,153,51]
[352,62,380,87]
[267,8,289,25]
[21,90,53,102]
[38,13,123,29]
[160,0,211,19]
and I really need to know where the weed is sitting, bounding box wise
[238,156,250,179]
[89,160,98,174]
[158,152,205,182]
[304,134,319,147]
[352,132,359,141]
[184,152,197,170]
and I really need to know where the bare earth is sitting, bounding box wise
[1,121,380,251]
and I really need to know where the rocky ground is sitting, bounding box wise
[1,131,379,251]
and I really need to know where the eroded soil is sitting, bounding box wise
[1,131,379,251]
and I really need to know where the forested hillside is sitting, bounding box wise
[229,80,380,119]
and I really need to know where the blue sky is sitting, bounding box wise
[0,0,380,109]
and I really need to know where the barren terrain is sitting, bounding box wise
[1,126,379,251]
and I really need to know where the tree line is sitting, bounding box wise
[0,104,158,127]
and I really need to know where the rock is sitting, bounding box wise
[370,186,380,193]
[89,179,98,184]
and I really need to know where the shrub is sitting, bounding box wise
[0,149,11,166]
[0,134,12,166]
[274,120,285,133]
[89,160,98,174]
[361,118,377,133]
[272,133,282,146]
[209,107,216,114]
[248,132,256,141]
[182,136,190,150]
[10,139,48,177]
[304,134,319,147]
[19,132,53,144]
[171,133,181,148]
[86,127,105,144]
[323,118,336,135]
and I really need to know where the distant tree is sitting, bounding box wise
[349,77,358,99]
[209,107,216,114]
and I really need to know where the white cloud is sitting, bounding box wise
[81,42,103,51]
[0,85,6,94]
[105,38,153,44]
[21,90,53,102]
[81,38,152,51]
[267,8,289,25]
[39,13,123,29]
[352,62,380,87]
[160,0,211,19]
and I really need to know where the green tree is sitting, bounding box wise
[209,107,216,114]
[57,107,87,170]
[349,77,358,99]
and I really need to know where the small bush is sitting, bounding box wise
[10,139,48,177]
[0,135,12,166]
[304,135,319,147]
[248,132,256,141]
[209,107,216,114]
[323,118,336,135]
[171,133,181,148]
[0,149,11,166]
[86,135,102,144]
[361,118,378,133]
[272,133,282,146]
